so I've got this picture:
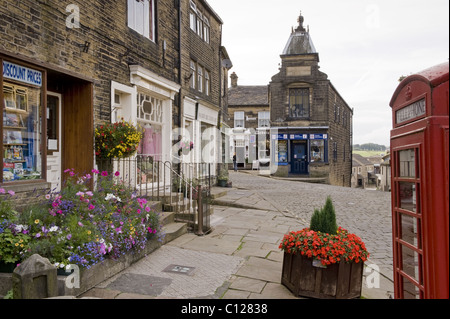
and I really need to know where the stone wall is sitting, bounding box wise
[0,0,180,124]
[179,0,222,109]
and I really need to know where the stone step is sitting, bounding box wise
[161,222,188,245]
[158,211,175,226]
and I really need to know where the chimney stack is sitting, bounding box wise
[230,72,238,88]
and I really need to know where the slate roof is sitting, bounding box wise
[352,154,374,167]
[282,13,316,55]
[228,86,269,106]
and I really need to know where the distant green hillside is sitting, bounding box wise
[353,150,386,157]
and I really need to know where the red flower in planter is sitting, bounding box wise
[279,227,370,266]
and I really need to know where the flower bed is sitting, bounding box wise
[0,169,163,274]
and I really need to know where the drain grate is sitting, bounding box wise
[163,264,196,276]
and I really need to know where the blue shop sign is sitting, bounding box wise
[310,134,328,140]
[3,61,42,87]
[272,134,288,140]
[290,134,308,140]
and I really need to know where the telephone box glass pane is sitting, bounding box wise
[399,149,416,178]
[399,182,417,213]
[402,277,421,299]
[401,245,422,284]
[400,214,420,248]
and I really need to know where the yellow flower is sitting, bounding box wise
[87,230,92,235]
[34,219,40,224]
[20,244,24,248]
[19,239,23,243]
[15,243,19,247]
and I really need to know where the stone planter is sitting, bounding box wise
[281,252,364,299]
[0,262,16,274]
[218,179,228,187]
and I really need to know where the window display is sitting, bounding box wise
[310,140,325,162]
[3,81,42,182]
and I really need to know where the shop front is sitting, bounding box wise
[1,55,93,194]
[271,129,328,177]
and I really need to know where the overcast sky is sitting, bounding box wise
[207,0,449,147]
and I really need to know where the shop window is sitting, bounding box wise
[310,140,325,163]
[289,88,310,118]
[3,81,43,182]
[137,93,163,161]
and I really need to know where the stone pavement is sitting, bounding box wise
[78,170,394,300]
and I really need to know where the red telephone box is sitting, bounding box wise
[390,61,449,299]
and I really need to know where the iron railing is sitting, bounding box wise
[96,156,213,235]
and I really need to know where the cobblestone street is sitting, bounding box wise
[228,170,394,281]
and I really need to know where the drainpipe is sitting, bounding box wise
[178,0,183,135]
[177,0,182,174]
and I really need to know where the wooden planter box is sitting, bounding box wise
[281,252,364,299]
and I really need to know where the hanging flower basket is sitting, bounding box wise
[95,120,142,160]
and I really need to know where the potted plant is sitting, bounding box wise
[279,196,369,299]
[217,170,229,187]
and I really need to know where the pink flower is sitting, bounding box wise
[101,171,108,177]
[8,190,15,196]
[115,171,120,177]
[88,204,95,210]
[92,169,100,174]
[0,188,5,194]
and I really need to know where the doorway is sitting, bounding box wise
[291,140,308,174]
[47,92,62,191]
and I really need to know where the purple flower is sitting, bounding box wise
[8,190,15,196]
[67,234,72,240]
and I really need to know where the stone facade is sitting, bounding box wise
[0,0,228,198]
[227,73,270,165]
[269,13,353,187]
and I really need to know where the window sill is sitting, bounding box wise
[1,180,51,193]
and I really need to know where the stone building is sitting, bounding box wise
[227,72,270,166]
[178,0,230,169]
[0,0,228,199]
[269,13,353,186]
[351,154,375,189]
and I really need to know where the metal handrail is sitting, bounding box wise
[97,156,211,232]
